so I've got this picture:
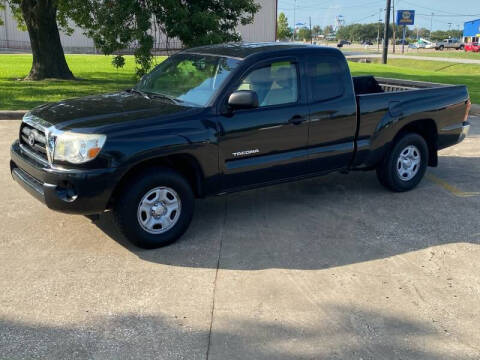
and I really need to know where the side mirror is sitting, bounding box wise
[228,90,259,110]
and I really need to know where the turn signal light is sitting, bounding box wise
[88,147,102,159]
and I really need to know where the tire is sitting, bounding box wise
[114,167,194,248]
[459,45,464,51]
[439,45,444,51]
[376,133,429,192]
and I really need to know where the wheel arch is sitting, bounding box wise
[393,118,438,167]
[109,153,205,208]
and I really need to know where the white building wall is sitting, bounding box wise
[0,0,276,51]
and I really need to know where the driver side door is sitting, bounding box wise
[216,58,310,191]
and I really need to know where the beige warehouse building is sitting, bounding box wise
[0,0,277,52]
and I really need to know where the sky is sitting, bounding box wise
[278,0,480,32]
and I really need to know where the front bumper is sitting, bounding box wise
[10,141,121,215]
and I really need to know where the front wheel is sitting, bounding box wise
[376,133,429,192]
[114,167,195,248]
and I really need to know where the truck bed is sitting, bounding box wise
[353,76,450,95]
[351,76,470,168]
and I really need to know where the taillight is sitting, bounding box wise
[465,99,471,121]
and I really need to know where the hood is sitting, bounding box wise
[30,91,202,132]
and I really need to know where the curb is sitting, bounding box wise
[0,110,27,120]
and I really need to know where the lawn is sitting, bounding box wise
[398,50,480,60]
[349,59,480,103]
[0,54,155,110]
[0,54,479,110]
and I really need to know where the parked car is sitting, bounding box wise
[396,39,409,45]
[465,42,480,52]
[362,40,373,45]
[435,38,464,50]
[337,40,351,47]
[409,38,435,49]
[10,43,471,248]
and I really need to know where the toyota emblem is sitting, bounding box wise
[28,132,36,146]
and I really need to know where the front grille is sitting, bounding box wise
[19,123,48,161]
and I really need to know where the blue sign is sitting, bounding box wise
[396,10,415,26]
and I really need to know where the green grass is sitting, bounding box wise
[398,50,480,60]
[0,54,165,110]
[349,59,480,103]
[1,54,479,110]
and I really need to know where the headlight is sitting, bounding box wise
[53,132,106,164]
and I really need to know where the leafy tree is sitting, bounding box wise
[3,0,75,80]
[312,25,322,37]
[323,25,334,36]
[297,27,311,42]
[277,12,292,40]
[72,0,261,77]
[0,3,4,25]
[431,30,463,41]
[1,0,260,80]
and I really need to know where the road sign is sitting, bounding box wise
[396,10,415,26]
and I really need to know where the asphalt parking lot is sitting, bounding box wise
[1,117,479,360]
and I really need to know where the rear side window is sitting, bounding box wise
[306,57,345,103]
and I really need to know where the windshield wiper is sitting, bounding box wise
[127,88,151,100]
[148,92,184,104]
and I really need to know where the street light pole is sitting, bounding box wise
[382,0,392,64]
[430,12,434,39]
[392,0,396,53]
[293,0,296,41]
[377,8,382,52]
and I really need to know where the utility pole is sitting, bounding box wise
[430,12,434,39]
[377,8,382,52]
[293,0,296,42]
[392,0,396,53]
[382,0,391,64]
[309,16,312,44]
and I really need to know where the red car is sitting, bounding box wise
[465,42,480,52]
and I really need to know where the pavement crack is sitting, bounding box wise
[205,196,227,360]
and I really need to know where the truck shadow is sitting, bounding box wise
[2,304,473,359]
[92,154,480,271]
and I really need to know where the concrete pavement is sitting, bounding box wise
[1,118,480,359]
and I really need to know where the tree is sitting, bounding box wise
[323,25,334,36]
[277,12,292,40]
[3,0,74,80]
[0,3,4,26]
[297,27,311,42]
[312,25,322,37]
[1,0,261,80]
[68,0,261,77]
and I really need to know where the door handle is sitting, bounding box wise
[288,115,306,125]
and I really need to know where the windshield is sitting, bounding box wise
[136,53,241,107]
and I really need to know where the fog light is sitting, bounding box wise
[55,182,78,202]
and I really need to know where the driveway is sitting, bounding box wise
[1,117,480,359]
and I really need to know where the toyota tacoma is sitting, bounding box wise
[10,43,471,248]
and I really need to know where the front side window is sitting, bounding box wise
[137,54,240,107]
[236,61,298,107]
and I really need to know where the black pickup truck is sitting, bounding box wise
[10,43,471,248]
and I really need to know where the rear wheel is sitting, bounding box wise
[114,167,194,248]
[376,133,429,192]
